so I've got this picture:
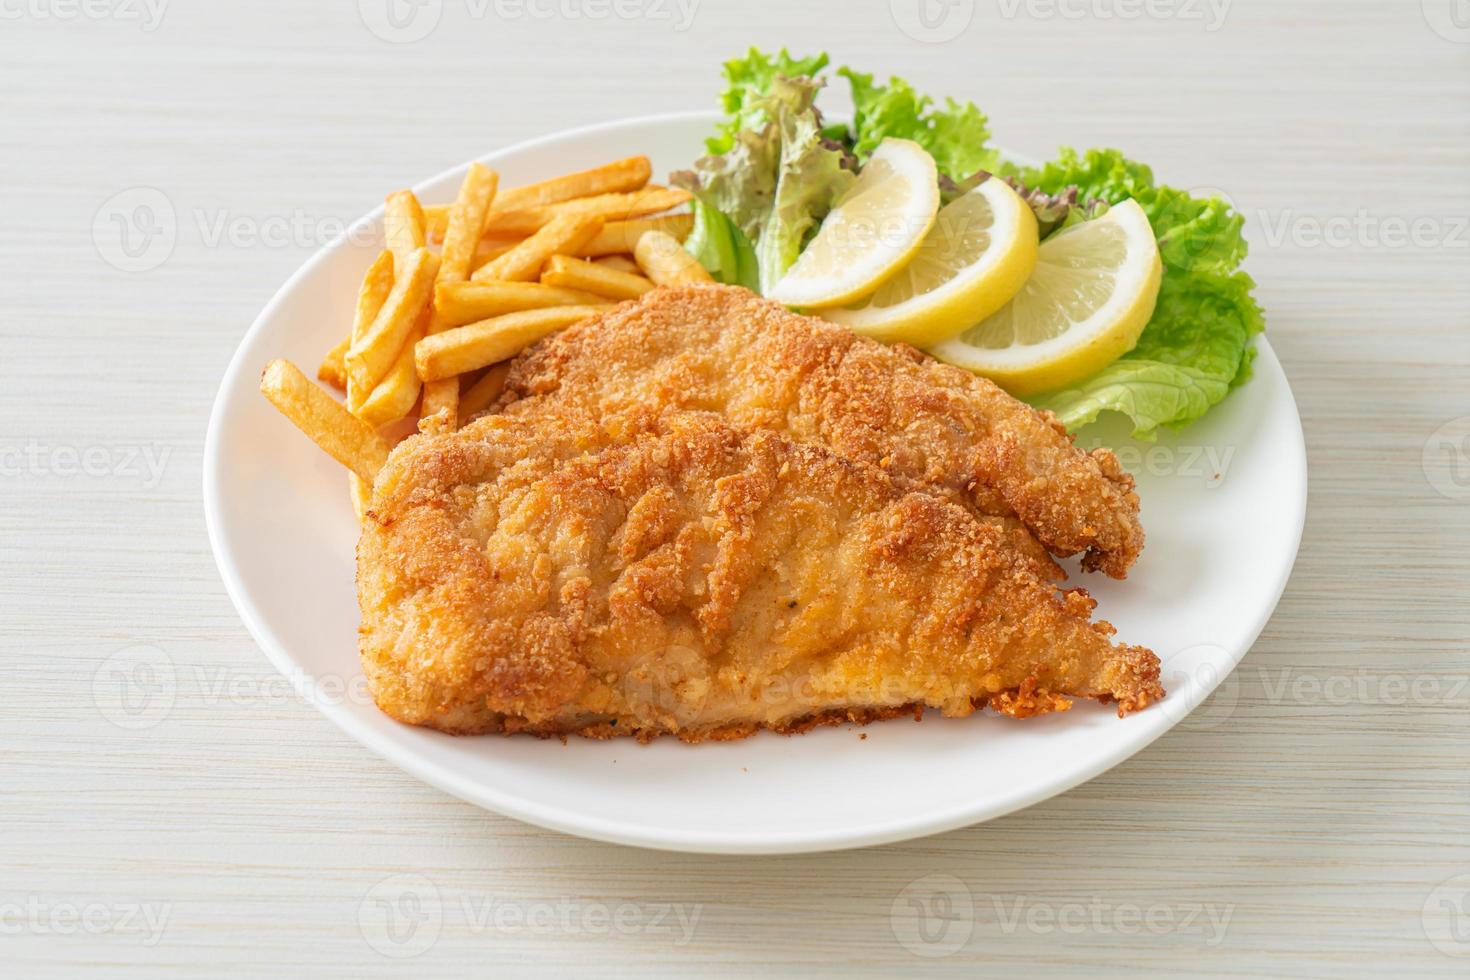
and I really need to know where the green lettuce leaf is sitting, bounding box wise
[755,93,855,290]
[837,67,997,178]
[708,48,830,155]
[684,198,758,291]
[677,74,854,292]
[1021,148,1264,438]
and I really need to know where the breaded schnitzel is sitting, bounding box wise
[494,285,1144,578]
[357,411,1162,740]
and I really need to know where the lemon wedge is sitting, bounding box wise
[819,177,1038,347]
[927,198,1162,396]
[766,138,939,308]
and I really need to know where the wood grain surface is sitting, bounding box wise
[2,0,1468,975]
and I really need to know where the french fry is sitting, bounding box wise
[439,163,500,283]
[384,191,426,278]
[424,205,449,241]
[424,157,653,240]
[541,254,653,301]
[436,280,608,326]
[493,156,651,212]
[458,361,512,424]
[344,250,397,411]
[259,359,390,483]
[318,335,351,390]
[416,306,607,381]
[421,164,501,431]
[418,379,458,434]
[347,247,438,397]
[469,236,523,269]
[593,254,640,275]
[578,214,694,256]
[320,250,396,393]
[349,473,371,523]
[357,309,428,428]
[635,230,714,287]
[470,214,604,283]
[482,187,690,237]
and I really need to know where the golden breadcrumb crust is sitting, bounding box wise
[495,285,1144,578]
[357,412,1162,741]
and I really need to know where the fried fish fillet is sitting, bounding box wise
[357,412,1162,740]
[495,285,1144,578]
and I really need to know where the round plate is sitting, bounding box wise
[204,112,1306,854]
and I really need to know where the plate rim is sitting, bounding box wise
[203,110,1308,854]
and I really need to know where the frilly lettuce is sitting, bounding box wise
[676,72,855,292]
[687,49,1263,438]
[836,68,998,179]
[707,48,832,155]
[1017,149,1263,438]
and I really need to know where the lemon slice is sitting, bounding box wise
[766,138,939,308]
[819,177,1038,347]
[927,198,1162,396]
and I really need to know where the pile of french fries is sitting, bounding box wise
[259,154,711,519]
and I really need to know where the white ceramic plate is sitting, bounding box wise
[204,112,1306,854]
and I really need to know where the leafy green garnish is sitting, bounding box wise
[708,48,831,155]
[837,68,997,179]
[684,198,758,291]
[1020,149,1263,438]
[692,49,1263,437]
[676,74,855,292]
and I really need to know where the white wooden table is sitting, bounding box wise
[4,1,1468,974]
